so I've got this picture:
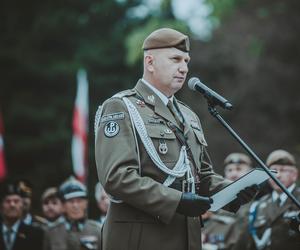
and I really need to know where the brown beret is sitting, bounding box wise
[224,153,252,166]
[266,149,296,167]
[41,187,59,202]
[142,28,190,52]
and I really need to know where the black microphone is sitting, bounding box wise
[188,77,233,110]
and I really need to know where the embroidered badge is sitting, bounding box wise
[147,95,155,103]
[101,112,125,123]
[104,121,120,137]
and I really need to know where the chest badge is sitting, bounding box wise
[159,140,168,155]
[104,121,120,137]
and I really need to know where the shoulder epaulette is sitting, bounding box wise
[112,89,136,99]
[87,219,102,228]
[33,215,48,224]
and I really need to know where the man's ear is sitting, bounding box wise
[145,54,154,72]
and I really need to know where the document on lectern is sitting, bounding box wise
[209,168,277,212]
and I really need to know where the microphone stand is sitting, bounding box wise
[207,102,300,209]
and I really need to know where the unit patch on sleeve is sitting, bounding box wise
[104,121,120,138]
[101,112,125,123]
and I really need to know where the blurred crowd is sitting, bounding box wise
[0,149,299,250]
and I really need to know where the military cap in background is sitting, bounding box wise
[142,28,190,52]
[59,176,87,201]
[224,152,252,166]
[0,182,24,200]
[41,187,59,202]
[16,179,33,198]
[266,149,296,167]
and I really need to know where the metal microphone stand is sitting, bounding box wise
[207,102,300,209]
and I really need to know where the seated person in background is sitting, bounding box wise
[41,187,64,226]
[0,181,44,250]
[232,149,300,250]
[43,176,101,250]
[94,182,110,226]
[202,153,254,250]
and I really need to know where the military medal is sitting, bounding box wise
[159,140,168,154]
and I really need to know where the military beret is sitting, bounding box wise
[41,187,59,202]
[0,182,24,200]
[59,176,87,201]
[266,149,296,167]
[142,28,190,52]
[224,153,252,166]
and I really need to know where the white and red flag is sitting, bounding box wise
[0,110,7,181]
[71,69,89,183]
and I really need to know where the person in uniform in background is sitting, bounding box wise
[16,179,47,229]
[202,153,254,250]
[43,177,101,250]
[232,149,300,250]
[0,182,44,250]
[94,182,110,226]
[94,27,259,250]
[41,187,64,226]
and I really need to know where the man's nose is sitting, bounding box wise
[179,62,188,74]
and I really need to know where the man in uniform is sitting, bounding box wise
[232,149,300,250]
[16,179,47,229]
[202,153,254,250]
[94,28,259,250]
[43,177,101,250]
[0,182,44,250]
[41,187,64,226]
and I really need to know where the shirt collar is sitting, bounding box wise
[2,220,21,234]
[23,213,32,225]
[141,78,172,106]
[272,183,296,205]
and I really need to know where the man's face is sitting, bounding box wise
[145,48,190,96]
[42,197,63,221]
[97,191,110,214]
[63,197,87,221]
[224,163,252,181]
[1,195,24,221]
[269,164,298,192]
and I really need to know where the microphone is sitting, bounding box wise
[188,77,233,110]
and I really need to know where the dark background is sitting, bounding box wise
[1,0,299,217]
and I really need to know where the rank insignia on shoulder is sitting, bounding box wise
[104,121,120,137]
[136,100,145,107]
[101,112,125,123]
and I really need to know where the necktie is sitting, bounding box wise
[167,100,184,129]
[5,228,13,250]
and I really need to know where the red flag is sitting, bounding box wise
[0,111,7,181]
[71,69,89,183]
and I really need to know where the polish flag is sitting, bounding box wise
[71,69,89,183]
[0,111,7,181]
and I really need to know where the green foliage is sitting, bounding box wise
[205,0,245,19]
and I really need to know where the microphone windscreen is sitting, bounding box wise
[188,77,200,91]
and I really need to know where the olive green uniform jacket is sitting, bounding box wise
[232,187,300,250]
[43,219,101,250]
[95,80,232,250]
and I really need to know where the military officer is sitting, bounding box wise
[232,149,300,250]
[202,153,254,250]
[43,177,101,250]
[94,27,259,250]
[0,182,44,250]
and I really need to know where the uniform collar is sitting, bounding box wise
[135,79,180,129]
[2,220,20,234]
[141,78,171,106]
[272,183,296,206]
